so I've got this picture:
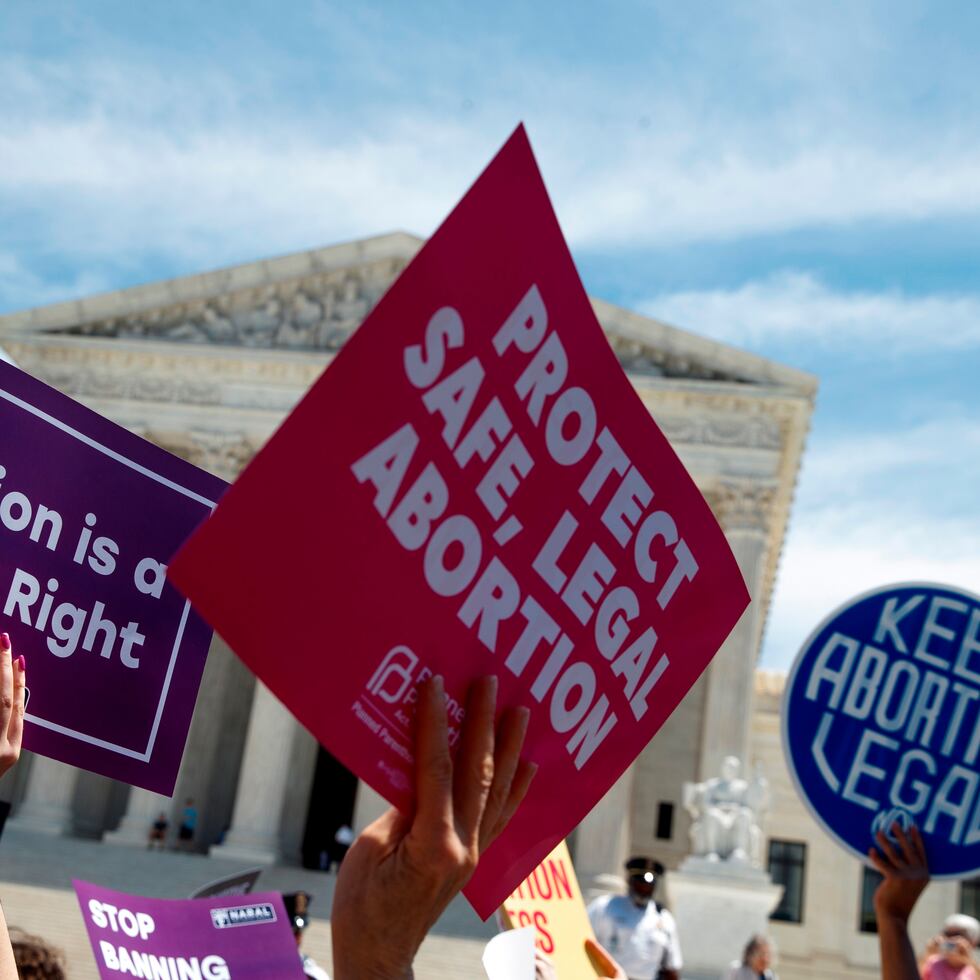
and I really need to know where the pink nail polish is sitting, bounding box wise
[16,656,25,672]
[0,633,8,652]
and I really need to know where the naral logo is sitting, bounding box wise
[366,645,419,704]
[210,903,277,929]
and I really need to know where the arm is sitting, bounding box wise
[584,937,627,979]
[330,675,535,980]
[0,632,26,979]
[870,822,930,980]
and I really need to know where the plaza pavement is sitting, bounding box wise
[0,826,495,979]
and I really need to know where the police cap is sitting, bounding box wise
[624,856,665,882]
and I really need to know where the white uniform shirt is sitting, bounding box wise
[587,894,682,980]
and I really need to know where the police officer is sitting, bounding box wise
[587,856,682,980]
[283,892,330,980]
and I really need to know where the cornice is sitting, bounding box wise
[3,321,814,654]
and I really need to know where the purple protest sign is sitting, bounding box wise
[74,880,306,979]
[0,361,225,793]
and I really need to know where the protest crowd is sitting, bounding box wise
[0,122,976,980]
[1,627,979,980]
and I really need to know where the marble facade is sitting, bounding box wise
[0,233,825,960]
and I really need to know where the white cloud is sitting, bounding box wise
[762,508,980,670]
[761,419,980,669]
[641,272,980,352]
[0,254,109,311]
[9,106,980,256]
[801,418,980,490]
[558,144,980,248]
[4,44,980,312]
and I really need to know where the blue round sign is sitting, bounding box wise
[783,582,980,877]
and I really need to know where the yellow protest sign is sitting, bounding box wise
[499,840,597,978]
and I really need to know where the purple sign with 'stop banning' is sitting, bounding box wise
[0,361,225,793]
[75,880,306,978]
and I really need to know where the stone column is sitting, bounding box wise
[209,683,296,864]
[698,482,772,781]
[572,766,634,901]
[8,755,78,835]
[104,788,171,847]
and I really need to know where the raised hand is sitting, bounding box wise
[331,675,536,980]
[870,821,930,980]
[870,822,929,925]
[0,632,27,978]
[0,632,26,779]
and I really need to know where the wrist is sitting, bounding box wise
[332,938,415,980]
[333,959,413,980]
[874,908,911,929]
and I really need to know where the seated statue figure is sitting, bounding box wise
[683,756,769,866]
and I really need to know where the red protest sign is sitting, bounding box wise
[168,125,748,917]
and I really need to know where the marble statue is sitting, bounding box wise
[683,756,770,866]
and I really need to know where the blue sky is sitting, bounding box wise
[2,1,978,669]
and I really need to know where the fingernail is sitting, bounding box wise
[487,675,499,699]
[16,656,25,672]
[0,633,9,652]
[431,674,444,695]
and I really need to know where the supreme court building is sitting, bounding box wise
[4,233,945,977]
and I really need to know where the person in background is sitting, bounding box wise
[147,810,168,850]
[920,914,980,980]
[177,798,198,851]
[587,856,682,980]
[723,934,777,980]
[283,891,330,980]
[10,928,67,980]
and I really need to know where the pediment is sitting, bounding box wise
[0,232,815,398]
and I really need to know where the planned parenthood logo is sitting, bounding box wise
[783,583,980,878]
[210,903,277,929]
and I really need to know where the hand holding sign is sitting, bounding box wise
[869,822,930,980]
[0,632,26,779]
[870,822,930,925]
[331,674,534,980]
[0,630,25,980]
